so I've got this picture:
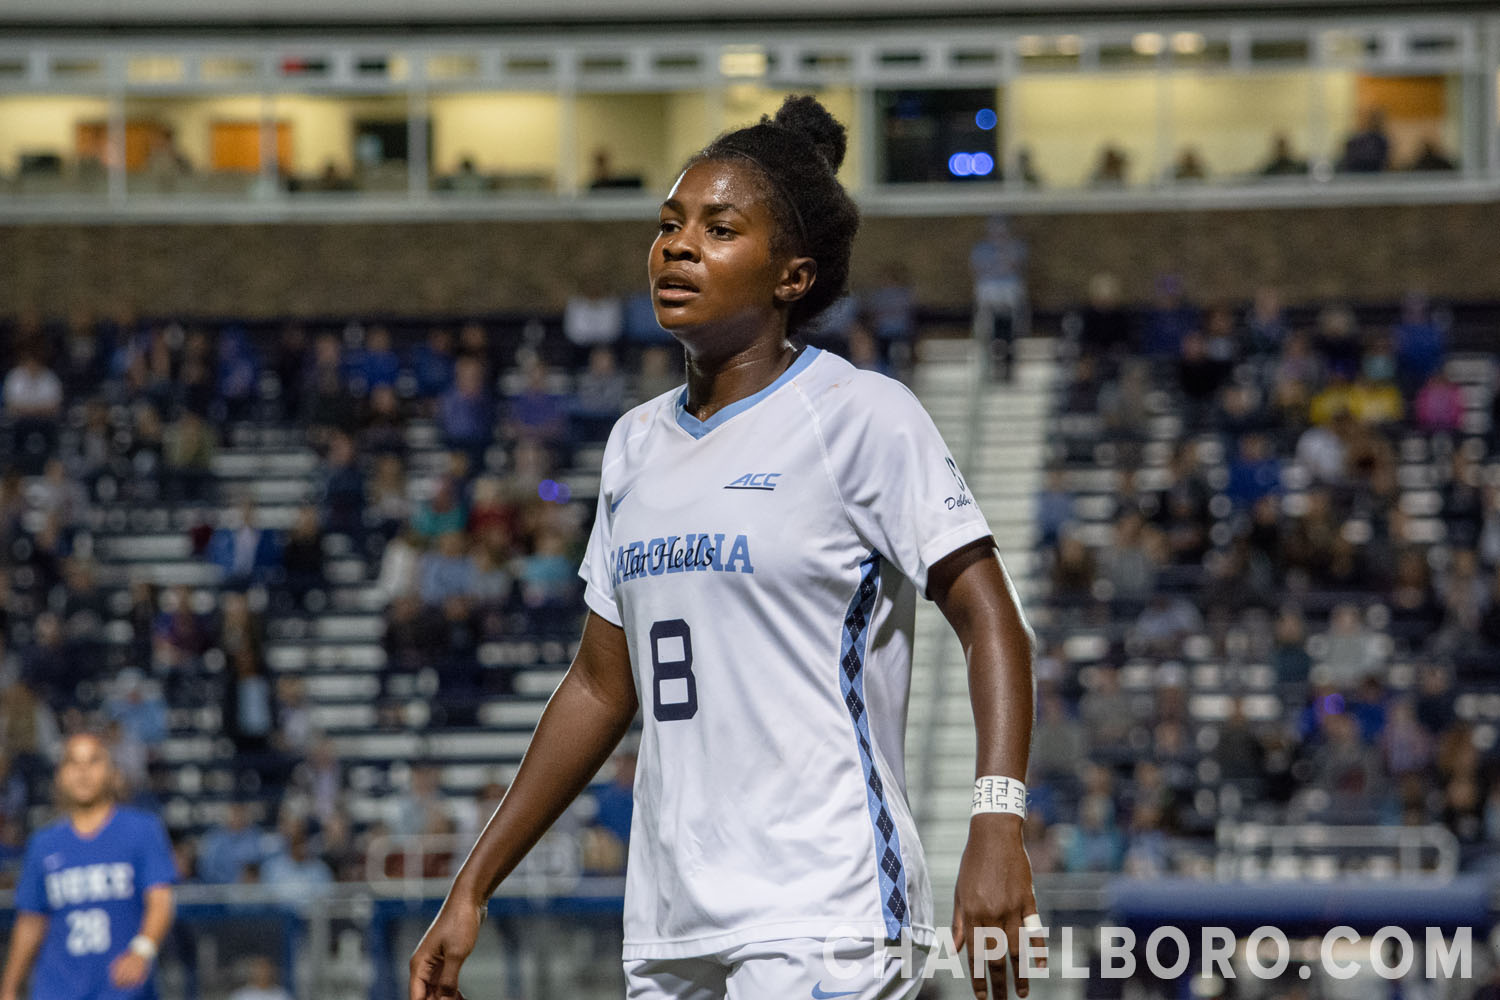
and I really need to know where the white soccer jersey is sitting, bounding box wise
[578,346,992,960]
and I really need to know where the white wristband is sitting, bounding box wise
[129,935,158,961]
[971,776,1027,819]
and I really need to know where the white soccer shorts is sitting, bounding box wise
[624,936,932,1000]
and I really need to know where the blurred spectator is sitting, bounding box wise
[562,279,624,362]
[420,531,476,607]
[387,763,452,840]
[349,325,400,396]
[227,956,293,1000]
[223,648,278,759]
[413,327,457,400]
[1393,292,1447,392]
[1172,146,1206,181]
[1408,138,1457,172]
[208,501,280,590]
[1271,607,1313,684]
[1079,665,1135,749]
[1317,604,1385,689]
[1294,408,1350,484]
[359,385,408,458]
[163,410,218,501]
[303,333,357,441]
[278,505,326,611]
[262,820,334,904]
[367,455,412,542]
[573,346,628,440]
[319,431,366,539]
[1348,341,1403,426]
[1142,274,1198,359]
[440,356,495,467]
[290,737,345,829]
[1310,711,1379,813]
[1063,789,1124,873]
[1259,133,1309,177]
[846,324,889,377]
[198,802,274,884]
[1029,688,1087,783]
[414,478,467,540]
[864,263,918,370]
[1075,272,1130,359]
[1225,432,1281,510]
[103,669,168,750]
[1312,305,1363,381]
[216,326,260,422]
[1035,465,1074,549]
[635,345,680,402]
[4,342,63,474]
[970,215,1028,379]
[1413,371,1466,434]
[1337,108,1390,173]
[1089,144,1129,186]
[506,358,569,447]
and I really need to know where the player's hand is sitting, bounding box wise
[109,951,151,989]
[952,812,1041,999]
[409,896,484,1000]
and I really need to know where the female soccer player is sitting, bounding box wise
[409,95,1038,1000]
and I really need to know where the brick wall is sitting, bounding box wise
[2,201,1496,319]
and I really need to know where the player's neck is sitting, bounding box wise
[682,336,797,422]
[69,801,115,837]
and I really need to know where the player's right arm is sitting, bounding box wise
[408,610,637,1000]
[0,912,47,1000]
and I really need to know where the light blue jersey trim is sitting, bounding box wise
[838,550,910,940]
[673,346,822,440]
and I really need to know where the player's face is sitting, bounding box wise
[649,159,801,353]
[57,735,114,810]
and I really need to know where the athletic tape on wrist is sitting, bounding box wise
[971,775,1028,819]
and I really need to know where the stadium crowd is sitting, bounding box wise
[0,283,921,900]
[1029,278,1500,878]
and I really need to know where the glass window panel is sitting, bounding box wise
[1250,38,1310,65]
[875,87,1001,185]
[1322,73,1464,173]
[1017,35,1083,73]
[119,95,274,197]
[575,91,712,196]
[1168,72,1315,182]
[0,95,112,199]
[426,53,482,81]
[200,56,261,83]
[1012,74,1158,188]
[269,93,412,194]
[429,92,558,195]
[127,57,185,85]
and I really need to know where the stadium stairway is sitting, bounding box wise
[905,335,1058,920]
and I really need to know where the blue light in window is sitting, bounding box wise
[975,108,998,131]
[948,152,974,177]
[971,152,995,176]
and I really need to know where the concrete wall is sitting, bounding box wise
[1,202,1494,319]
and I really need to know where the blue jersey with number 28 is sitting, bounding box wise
[15,807,175,1000]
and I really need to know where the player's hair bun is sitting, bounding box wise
[770,95,848,173]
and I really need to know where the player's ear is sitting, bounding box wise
[774,257,816,305]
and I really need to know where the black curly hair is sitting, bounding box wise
[685,94,861,340]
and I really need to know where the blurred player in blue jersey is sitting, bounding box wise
[1,733,176,1000]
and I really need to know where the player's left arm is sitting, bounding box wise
[108,883,174,989]
[929,536,1039,1000]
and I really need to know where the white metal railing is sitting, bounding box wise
[1215,822,1462,881]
